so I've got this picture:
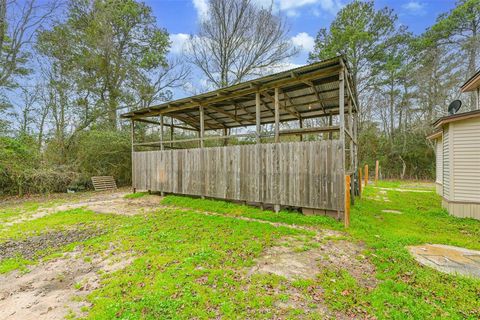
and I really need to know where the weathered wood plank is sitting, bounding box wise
[133,141,343,211]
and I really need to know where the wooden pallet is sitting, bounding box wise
[91,176,117,191]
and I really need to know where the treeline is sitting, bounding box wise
[0,0,479,195]
[309,0,479,179]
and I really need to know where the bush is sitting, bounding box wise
[0,136,79,195]
[20,166,78,194]
[70,130,131,187]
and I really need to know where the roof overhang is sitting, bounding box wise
[433,109,480,129]
[461,69,480,92]
[426,130,442,141]
[121,56,358,130]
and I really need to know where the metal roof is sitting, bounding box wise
[121,56,357,130]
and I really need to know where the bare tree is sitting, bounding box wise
[0,0,60,88]
[14,85,40,135]
[135,58,191,109]
[188,0,297,88]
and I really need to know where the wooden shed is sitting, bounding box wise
[121,56,359,219]
[428,70,480,220]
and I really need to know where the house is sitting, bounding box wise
[427,70,480,219]
[121,56,359,219]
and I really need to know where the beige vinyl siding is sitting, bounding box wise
[443,127,450,200]
[435,137,443,184]
[452,118,480,202]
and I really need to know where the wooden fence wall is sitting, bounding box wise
[133,140,344,212]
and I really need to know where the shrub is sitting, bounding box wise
[69,130,131,187]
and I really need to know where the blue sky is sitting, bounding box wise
[148,0,457,72]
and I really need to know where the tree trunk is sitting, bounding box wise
[0,0,6,58]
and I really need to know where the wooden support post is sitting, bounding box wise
[339,68,346,218]
[328,112,333,139]
[345,175,351,228]
[170,117,174,148]
[299,118,303,141]
[223,128,228,146]
[199,106,205,199]
[130,119,136,193]
[274,87,280,143]
[375,160,379,186]
[256,91,261,144]
[199,106,205,148]
[348,99,354,172]
[358,168,363,197]
[160,115,164,151]
[364,164,369,186]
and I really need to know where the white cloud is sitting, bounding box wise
[278,0,342,15]
[192,0,209,19]
[402,1,426,14]
[192,0,341,20]
[291,32,315,53]
[169,33,191,55]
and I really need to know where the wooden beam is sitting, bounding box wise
[339,67,346,215]
[259,95,276,117]
[160,115,164,150]
[299,117,303,141]
[302,80,327,114]
[256,92,261,143]
[262,90,300,120]
[348,97,354,172]
[345,175,351,228]
[170,117,174,148]
[130,119,135,192]
[134,132,264,146]
[133,117,197,131]
[275,87,280,143]
[199,106,205,148]
[205,104,255,125]
[279,126,339,136]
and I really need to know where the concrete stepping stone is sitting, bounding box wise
[408,244,480,278]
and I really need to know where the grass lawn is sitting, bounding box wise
[0,182,479,319]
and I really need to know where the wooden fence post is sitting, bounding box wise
[358,168,362,197]
[364,164,368,186]
[375,160,379,186]
[345,175,351,228]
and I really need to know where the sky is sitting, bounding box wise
[6,0,459,114]
[143,0,457,98]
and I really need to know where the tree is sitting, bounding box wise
[0,0,59,89]
[37,0,171,129]
[428,0,480,109]
[189,0,297,88]
[308,0,400,119]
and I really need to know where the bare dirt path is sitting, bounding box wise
[2,190,162,228]
[0,250,132,320]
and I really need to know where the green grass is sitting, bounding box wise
[124,192,149,199]
[0,181,479,319]
[161,195,341,230]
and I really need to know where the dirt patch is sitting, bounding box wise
[408,244,480,278]
[374,187,433,193]
[245,230,376,319]
[0,229,103,260]
[3,192,163,228]
[0,249,133,320]
[249,231,377,289]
